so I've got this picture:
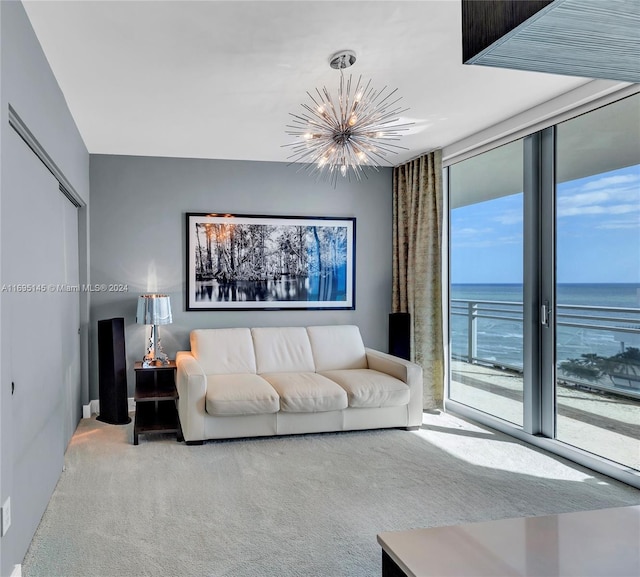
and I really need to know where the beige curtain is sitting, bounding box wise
[392,150,444,409]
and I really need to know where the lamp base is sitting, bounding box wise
[142,358,170,369]
[142,325,170,367]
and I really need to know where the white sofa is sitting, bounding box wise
[175,325,423,444]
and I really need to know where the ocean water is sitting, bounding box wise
[451,284,640,368]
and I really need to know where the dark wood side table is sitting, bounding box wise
[133,360,183,445]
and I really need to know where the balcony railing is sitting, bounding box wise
[451,299,640,399]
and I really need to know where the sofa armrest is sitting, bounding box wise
[176,351,207,442]
[365,348,423,428]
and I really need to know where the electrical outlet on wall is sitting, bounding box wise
[2,497,11,536]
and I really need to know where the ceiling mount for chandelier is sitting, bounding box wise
[329,50,357,70]
[284,50,412,186]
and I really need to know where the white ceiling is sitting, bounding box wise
[22,0,593,165]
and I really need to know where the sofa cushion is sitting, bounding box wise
[191,328,257,375]
[261,372,348,413]
[306,325,368,371]
[252,327,315,374]
[205,374,279,416]
[320,369,410,408]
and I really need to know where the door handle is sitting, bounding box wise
[541,301,550,327]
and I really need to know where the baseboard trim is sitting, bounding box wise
[83,398,135,419]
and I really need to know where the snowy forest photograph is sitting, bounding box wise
[186,214,355,310]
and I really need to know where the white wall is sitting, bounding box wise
[0,2,89,574]
[89,155,393,400]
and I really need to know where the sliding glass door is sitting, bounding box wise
[554,95,640,470]
[447,92,640,482]
[449,139,524,426]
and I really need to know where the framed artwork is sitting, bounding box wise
[186,213,356,310]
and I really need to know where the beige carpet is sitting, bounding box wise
[23,412,640,577]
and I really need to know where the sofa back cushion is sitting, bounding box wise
[307,325,368,371]
[191,328,257,375]
[252,327,315,374]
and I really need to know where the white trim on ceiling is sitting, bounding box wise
[442,80,639,167]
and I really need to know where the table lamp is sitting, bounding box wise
[136,294,172,367]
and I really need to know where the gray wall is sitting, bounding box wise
[0,2,89,575]
[89,155,393,400]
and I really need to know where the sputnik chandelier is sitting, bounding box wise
[285,50,411,185]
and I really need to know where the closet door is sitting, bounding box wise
[1,128,80,563]
[61,197,81,447]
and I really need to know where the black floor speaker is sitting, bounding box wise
[389,312,411,361]
[97,317,131,425]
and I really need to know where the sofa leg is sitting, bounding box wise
[404,426,420,431]
[185,440,204,446]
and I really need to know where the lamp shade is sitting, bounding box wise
[136,294,172,326]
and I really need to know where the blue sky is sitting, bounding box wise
[451,165,640,284]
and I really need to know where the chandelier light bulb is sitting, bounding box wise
[284,50,412,186]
